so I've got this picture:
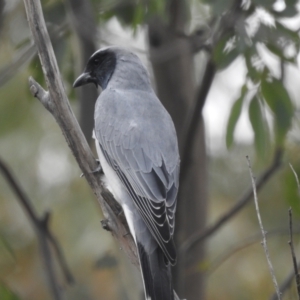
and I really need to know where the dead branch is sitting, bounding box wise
[246,156,281,300]
[208,227,300,276]
[180,149,282,254]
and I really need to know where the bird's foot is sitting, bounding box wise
[101,219,111,231]
[92,159,103,174]
[80,160,102,178]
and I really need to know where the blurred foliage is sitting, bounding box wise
[99,0,165,29]
[0,284,20,300]
[0,0,300,299]
[220,0,299,160]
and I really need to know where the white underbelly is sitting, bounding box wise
[94,137,138,242]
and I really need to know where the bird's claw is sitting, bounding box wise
[80,160,102,178]
[92,159,103,174]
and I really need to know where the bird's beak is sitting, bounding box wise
[73,72,96,88]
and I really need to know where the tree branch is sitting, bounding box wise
[208,227,300,276]
[179,59,215,181]
[0,158,74,300]
[247,156,281,300]
[179,0,244,181]
[23,0,181,298]
[180,148,283,254]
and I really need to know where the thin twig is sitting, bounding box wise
[208,227,300,276]
[290,163,300,193]
[288,208,300,299]
[180,149,283,254]
[246,155,281,300]
[0,158,74,300]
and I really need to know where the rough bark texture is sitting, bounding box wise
[148,12,208,300]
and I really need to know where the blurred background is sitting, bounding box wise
[1,0,300,299]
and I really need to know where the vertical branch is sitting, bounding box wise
[288,208,300,299]
[179,59,216,181]
[246,156,281,300]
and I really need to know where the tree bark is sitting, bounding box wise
[148,11,208,300]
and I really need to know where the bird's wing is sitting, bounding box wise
[95,105,179,265]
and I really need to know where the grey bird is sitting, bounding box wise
[73,47,180,300]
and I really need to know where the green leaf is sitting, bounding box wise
[265,43,296,64]
[213,35,240,70]
[226,85,247,148]
[261,79,294,145]
[276,21,300,49]
[248,96,270,159]
[244,47,261,83]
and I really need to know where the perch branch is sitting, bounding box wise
[23,0,180,298]
[180,149,282,254]
[246,156,281,300]
[0,158,74,300]
[23,0,138,265]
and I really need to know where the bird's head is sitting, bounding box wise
[73,48,117,90]
[74,47,151,91]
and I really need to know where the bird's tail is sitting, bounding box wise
[137,242,174,300]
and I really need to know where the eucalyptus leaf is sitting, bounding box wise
[248,96,270,159]
[213,35,240,70]
[261,79,294,145]
[226,84,247,148]
[244,47,261,82]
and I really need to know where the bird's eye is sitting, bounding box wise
[94,59,100,65]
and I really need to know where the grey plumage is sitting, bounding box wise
[74,47,180,300]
